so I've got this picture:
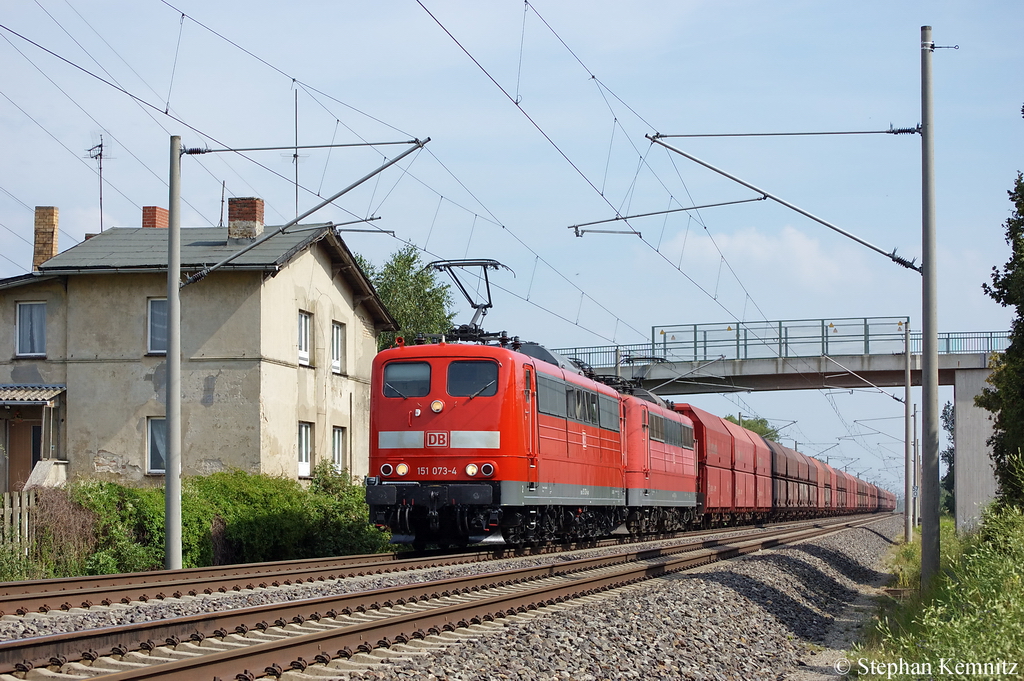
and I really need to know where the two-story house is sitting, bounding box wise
[0,199,396,491]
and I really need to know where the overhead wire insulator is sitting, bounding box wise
[887,125,921,135]
[888,250,921,273]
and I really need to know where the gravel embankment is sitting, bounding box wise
[345,515,902,681]
[0,524,824,642]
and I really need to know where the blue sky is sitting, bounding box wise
[2,1,1020,490]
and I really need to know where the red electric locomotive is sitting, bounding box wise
[365,339,627,546]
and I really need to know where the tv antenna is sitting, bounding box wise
[281,89,309,218]
[86,134,108,231]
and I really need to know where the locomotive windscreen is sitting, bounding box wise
[447,360,498,397]
[383,361,431,397]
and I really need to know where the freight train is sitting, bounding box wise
[364,337,896,547]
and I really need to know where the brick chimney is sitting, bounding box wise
[142,206,168,229]
[227,197,264,242]
[33,207,58,271]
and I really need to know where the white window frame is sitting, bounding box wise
[332,426,346,473]
[331,321,346,374]
[148,298,168,355]
[298,311,311,366]
[16,302,46,357]
[298,421,312,477]
[148,417,167,474]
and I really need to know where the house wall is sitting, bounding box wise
[1,236,381,486]
[259,245,377,480]
[63,271,264,483]
[0,277,69,490]
[0,277,69,386]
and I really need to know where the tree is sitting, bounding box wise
[724,414,781,442]
[940,401,955,515]
[356,245,456,351]
[975,172,1024,508]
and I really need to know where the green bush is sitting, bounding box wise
[861,507,1024,677]
[22,465,393,576]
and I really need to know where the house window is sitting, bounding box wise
[148,298,168,354]
[148,417,166,474]
[331,322,346,374]
[298,311,311,365]
[332,426,347,472]
[298,421,312,477]
[16,302,46,356]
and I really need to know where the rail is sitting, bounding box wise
[553,317,1009,368]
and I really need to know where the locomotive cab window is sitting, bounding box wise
[447,360,498,397]
[383,361,431,397]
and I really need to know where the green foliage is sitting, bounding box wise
[976,172,1024,508]
[940,401,955,516]
[724,414,781,441]
[0,542,45,582]
[356,245,456,351]
[70,480,165,574]
[34,468,393,576]
[861,508,1024,677]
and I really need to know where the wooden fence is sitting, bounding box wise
[0,490,36,549]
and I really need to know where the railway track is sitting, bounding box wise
[0,514,886,680]
[0,515,844,618]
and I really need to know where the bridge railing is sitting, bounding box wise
[553,317,1009,369]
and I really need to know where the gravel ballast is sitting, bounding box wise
[346,515,901,681]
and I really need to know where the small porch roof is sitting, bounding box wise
[0,385,66,406]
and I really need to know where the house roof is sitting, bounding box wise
[37,226,321,272]
[0,385,65,406]
[0,225,398,331]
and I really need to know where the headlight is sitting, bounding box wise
[465,464,479,477]
[396,463,409,476]
[380,463,393,476]
[430,400,444,413]
[480,463,495,477]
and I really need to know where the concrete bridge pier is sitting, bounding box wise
[954,368,998,531]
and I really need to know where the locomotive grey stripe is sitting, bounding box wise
[626,488,698,507]
[379,431,424,449]
[450,431,500,448]
[500,480,625,506]
[378,430,500,449]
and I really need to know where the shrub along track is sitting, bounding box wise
[0,515,852,619]
[0,515,885,680]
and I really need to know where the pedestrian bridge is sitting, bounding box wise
[553,316,1009,531]
[553,316,1005,394]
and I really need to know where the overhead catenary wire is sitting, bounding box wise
[647,134,923,273]
[0,22,416,231]
[508,4,913,475]
[32,1,271,225]
[6,5,655,346]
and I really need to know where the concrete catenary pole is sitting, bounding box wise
[920,26,940,587]
[905,324,913,542]
[166,135,182,570]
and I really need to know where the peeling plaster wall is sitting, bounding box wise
[63,271,264,484]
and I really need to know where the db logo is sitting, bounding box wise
[426,432,449,447]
